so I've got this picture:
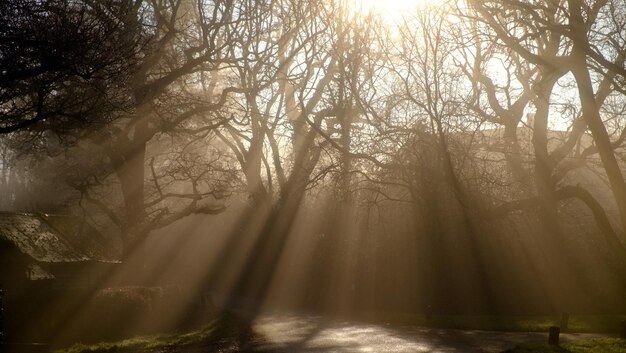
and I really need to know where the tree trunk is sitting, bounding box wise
[572,62,626,238]
[112,114,150,256]
[569,0,626,241]
[226,164,313,315]
[503,121,531,192]
[532,74,562,239]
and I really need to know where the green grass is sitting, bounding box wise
[54,312,256,353]
[503,338,626,353]
[55,324,217,353]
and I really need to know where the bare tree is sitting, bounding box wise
[1,0,256,255]
[463,0,626,253]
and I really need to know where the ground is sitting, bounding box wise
[251,315,613,353]
[57,314,620,353]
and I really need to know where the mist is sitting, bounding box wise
[1,0,626,352]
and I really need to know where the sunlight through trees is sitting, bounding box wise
[1,0,626,349]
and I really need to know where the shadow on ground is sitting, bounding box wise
[249,315,610,353]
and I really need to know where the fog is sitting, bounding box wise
[1,0,626,351]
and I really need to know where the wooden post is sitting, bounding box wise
[548,326,560,345]
[620,320,626,339]
[560,313,569,332]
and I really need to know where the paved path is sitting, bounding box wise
[252,315,610,353]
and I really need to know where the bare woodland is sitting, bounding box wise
[2,0,626,315]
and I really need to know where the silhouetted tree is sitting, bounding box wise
[1,0,251,255]
[0,0,140,134]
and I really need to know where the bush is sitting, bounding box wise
[46,286,213,347]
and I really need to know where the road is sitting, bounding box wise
[251,315,609,353]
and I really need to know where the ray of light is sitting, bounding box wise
[351,0,444,25]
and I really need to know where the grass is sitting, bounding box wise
[54,312,256,353]
[503,338,626,353]
[55,324,217,353]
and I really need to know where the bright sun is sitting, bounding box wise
[353,0,439,23]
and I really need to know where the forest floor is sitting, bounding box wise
[56,314,620,353]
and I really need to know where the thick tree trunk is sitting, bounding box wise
[503,121,531,191]
[532,75,562,239]
[111,112,150,256]
[114,143,146,255]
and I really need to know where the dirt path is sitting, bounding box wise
[137,314,612,353]
[251,315,611,353]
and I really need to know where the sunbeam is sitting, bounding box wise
[2,0,626,351]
